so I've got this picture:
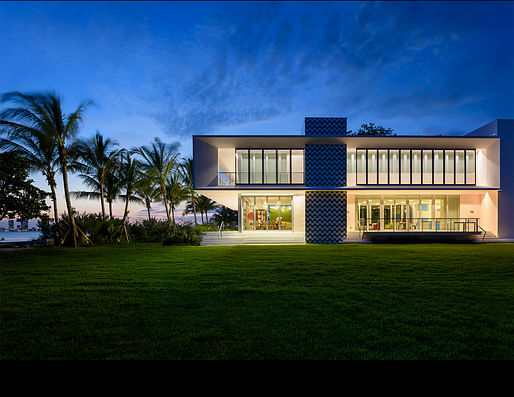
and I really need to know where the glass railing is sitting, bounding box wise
[218,172,304,186]
[356,218,480,233]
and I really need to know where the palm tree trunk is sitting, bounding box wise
[160,184,171,225]
[109,200,113,220]
[205,211,208,224]
[146,199,151,221]
[58,147,78,248]
[171,205,175,225]
[46,176,59,224]
[100,176,106,220]
[122,192,130,224]
[192,191,198,225]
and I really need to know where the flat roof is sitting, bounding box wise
[193,134,499,149]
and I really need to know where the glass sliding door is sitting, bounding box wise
[389,150,399,184]
[455,150,465,184]
[445,150,455,184]
[378,150,388,184]
[368,197,381,231]
[242,196,255,230]
[408,196,420,230]
[291,149,304,184]
[236,149,249,184]
[466,150,476,185]
[420,196,433,231]
[250,150,263,184]
[434,195,447,230]
[367,150,378,184]
[448,195,460,230]
[383,197,394,230]
[411,150,421,184]
[267,196,279,230]
[400,150,411,184]
[255,196,267,230]
[434,150,443,184]
[240,195,294,231]
[422,150,433,184]
[395,196,407,230]
[279,196,292,230]
[357,150,367,184]
[264,150,277,184]
[356,196,367,230]
[277,150,290,184]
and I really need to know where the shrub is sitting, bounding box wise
[162,224,202,246]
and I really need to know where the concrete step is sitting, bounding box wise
[200,231,305,246]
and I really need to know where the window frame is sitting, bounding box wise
[234,148,305,185]
[354,148,476,186]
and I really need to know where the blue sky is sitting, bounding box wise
[1,1,513,222]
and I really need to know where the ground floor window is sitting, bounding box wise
[241,195,292,231]
[355,194,461,231]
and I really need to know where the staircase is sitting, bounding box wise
[200,231,306,246]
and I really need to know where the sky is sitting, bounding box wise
[1,1,513,224]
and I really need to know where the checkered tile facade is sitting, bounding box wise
[305,144,346,187]
[305,117,347,136]
[305,191,347,244]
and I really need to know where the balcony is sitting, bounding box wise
[357,217,480,233]
[356,217,483,241]
[217,171,304,186]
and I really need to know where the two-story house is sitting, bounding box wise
[192,117,514,243]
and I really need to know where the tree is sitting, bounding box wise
[133,138,180,226]
[72,152,123,220]
[118,150,141,225]
[165,172,187,225]
[0,151,49,221]
[212,206,238,229]
[133,177,160,221]
[180,157,198,225]
[0,127,60,229]
[72,131,120,220]
[347,122,395,136]
[196,195,219,224]
[103,161,124,220]
[0,91,92,247]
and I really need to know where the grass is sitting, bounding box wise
[1,243,513,359]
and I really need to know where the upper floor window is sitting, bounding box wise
[353,148,476,185]
[236,149,304,185]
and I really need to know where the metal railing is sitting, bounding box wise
[357,218,480,233]
[218,221,224,239]
[218,171,304,186]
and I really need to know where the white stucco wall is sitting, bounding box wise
[293,194,305,233]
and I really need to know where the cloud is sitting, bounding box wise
[147,2,513,136]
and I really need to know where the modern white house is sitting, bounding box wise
[193,117,514,243]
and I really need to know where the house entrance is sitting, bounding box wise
[241,195,293,231]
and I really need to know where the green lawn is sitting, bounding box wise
[1,243,513,359]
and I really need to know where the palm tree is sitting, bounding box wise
[133,177,160,221]
[72,131,120,220]
[165,172,187,225]
[180,157,198,225]
[103,161,124,220]
[0,130,60,226]
[133,138,179,225]
[196,195,219,224]
[118,150,141,225]
[0,92,91,248]
[212,206,238,228]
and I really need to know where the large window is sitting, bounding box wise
[353,148,476,185]
[241,195,293,231]
[356,194,463,232]
[235,149,304,184]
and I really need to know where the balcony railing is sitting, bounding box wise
[357,218,480,233]
[218,171,304,186]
